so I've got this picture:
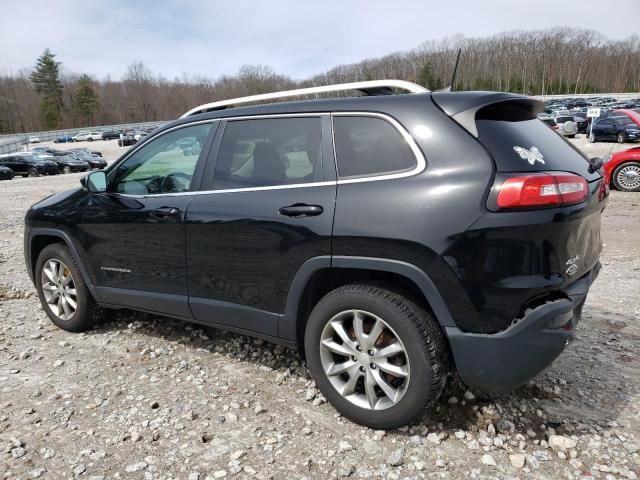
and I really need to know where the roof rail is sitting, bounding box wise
[180,79,428,118]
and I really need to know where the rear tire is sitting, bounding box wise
[612,161,640,192]
[617,132,626,144]
[35,244,104,332]
[304,283,448,429]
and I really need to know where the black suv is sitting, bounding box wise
[24,81,607,428]
[102,129,122,140]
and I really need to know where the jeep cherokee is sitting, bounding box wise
[24,80,607,428]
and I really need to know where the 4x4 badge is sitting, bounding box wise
[513,146,545,165]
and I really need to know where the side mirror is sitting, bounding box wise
[588,156,604,173]
[82,171,107,193]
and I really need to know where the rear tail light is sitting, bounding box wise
[496,173,588,209]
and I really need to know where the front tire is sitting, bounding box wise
[617,132,626,144]
[35,244,104,332]
[589,133,596,143]
[28,167,38,177]
[62,166,71,174]
[304,284,447,429]
[612,162,640,192]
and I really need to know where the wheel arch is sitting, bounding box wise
[280,256,456,351]
[28,228,97,299]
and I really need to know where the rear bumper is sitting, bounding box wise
[446,264,599,393]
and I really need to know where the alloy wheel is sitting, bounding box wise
[319,309,410,411]
[617,164,640,191]
[41,258,77,321]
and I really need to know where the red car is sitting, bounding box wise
[613,109,640,127]
[604,146,640,192]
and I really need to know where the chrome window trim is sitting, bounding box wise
[112,111,425,198]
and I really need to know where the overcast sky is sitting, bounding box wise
[1,0,639,81]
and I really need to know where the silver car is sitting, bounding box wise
[554,115,578,138]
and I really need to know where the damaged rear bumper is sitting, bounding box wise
[446,263,600,393]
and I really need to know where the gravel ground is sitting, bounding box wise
[1,135,639,479]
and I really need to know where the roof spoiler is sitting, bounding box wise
[432,91,544,137]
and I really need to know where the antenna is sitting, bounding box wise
[450,48,462,91]
[436,48,462,92]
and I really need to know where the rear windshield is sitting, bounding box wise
[556,116,574,123]
[476,114,601,181]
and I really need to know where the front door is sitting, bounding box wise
[185,115,336,337]
[79,121,216,317]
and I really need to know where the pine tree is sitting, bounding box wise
[29,49,64,129]
[74,75,100,123]
[417,62,435,90]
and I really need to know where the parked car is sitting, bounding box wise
[73,131,103,142]
[133,130,148,141]
[28,136,40,143]
[603,146,640,192]
[573,116,589,134]
[24,80,607,429]
[101,129,122,140]
[554,115,578,137]
[590,116,640,143]
[54,134,74,143]
[30,146,57,155]
[118,135,137,147]
[0,165,14,180]
[32,153,90,174]
[0,153,58,177]
[69,151,107,169]
[68,147,103,157]
[539,116,557,130]
[613,109,640,127]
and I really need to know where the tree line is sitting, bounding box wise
[1,27,639,134]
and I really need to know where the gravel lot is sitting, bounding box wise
[1,135,639,479]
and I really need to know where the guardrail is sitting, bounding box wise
[535,92,640,101]
[0,137,26,155]
[0,120,169,153]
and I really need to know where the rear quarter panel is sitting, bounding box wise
[332,97,495,283]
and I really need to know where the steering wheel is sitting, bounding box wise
[159,171,192,193]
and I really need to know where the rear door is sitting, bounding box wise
[185,115,336,338]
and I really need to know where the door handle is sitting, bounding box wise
[279,204,323,217]
[150,207,180,218]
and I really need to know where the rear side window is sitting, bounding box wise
[333,116,416,179]
[213,117,322,190]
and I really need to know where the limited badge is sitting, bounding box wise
[513,146,545,165]
[565,255,580,276]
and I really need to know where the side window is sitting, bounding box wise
[112,123,211,195]
[212,117,322,190]
[333,116,417,179]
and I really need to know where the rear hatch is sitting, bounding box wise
[432,91,601,181]
[433,92,608,332]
